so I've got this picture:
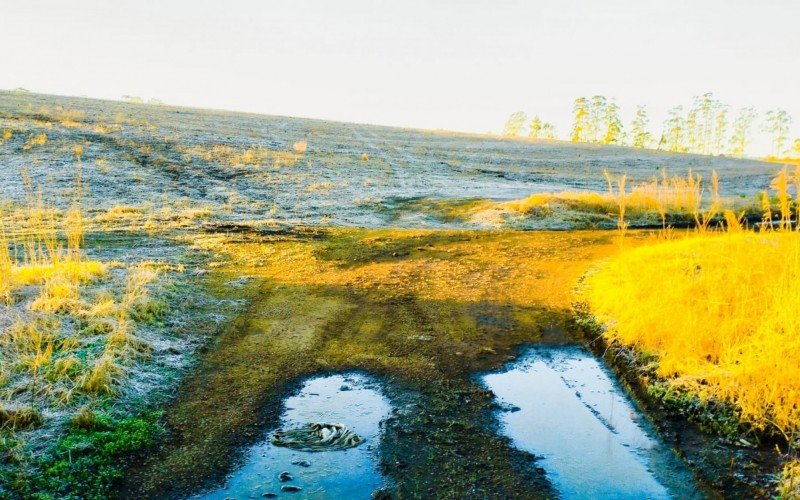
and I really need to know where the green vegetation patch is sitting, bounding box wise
[4,411,163,499]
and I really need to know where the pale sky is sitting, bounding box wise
[1,0,798,151]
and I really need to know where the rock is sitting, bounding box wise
[262,494,278,498]
[278,471,293,482]
[291,460,311,467]
[496,402,521,413]
[281,485,303,492]
[339,385,351,391]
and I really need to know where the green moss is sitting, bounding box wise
[24,411,162,499]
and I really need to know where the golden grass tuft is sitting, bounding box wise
[779,460,800,498]
[583,167,800,439]
[506,170,720,227]
[22,132,47,151]
[181,143,302,168]
[79,352,124,395]
[0,405,43,430]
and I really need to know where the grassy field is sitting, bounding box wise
[1,91,798,498]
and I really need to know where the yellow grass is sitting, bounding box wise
[780,460,800,498]
[181,143,302,168]
[22,132,47,151]
[0,196,162,408]
[583,166,800,439]
[505,170,716,225]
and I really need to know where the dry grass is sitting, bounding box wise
[181,143,303,168]
[0,193,170,431]
[505,170,720,226]
[583,166,800,441]
[22,132,47,151]
[779,460,800,498]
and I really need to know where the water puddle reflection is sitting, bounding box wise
[199,373,391,499]
[481,346,700,499]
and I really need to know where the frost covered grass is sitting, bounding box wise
[0,197,175,433]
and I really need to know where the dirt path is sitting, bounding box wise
[121,228,621,497]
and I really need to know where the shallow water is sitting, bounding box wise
[198,373,391,499]
[481,346,701,499]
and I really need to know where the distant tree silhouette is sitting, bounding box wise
[763,109,792,157]
[587,96,608,143]
[503,111,527,137]
[528,115,557,140]
[528,115,543,139]
[659,106,687,153]
[570,96,622,145]
[540,123,557,140]
[729,107,758,157]
[571,98,589,142]
[602,101,623,145]
[713,106,729,155]
[504,92,792,157]
[629,106,652,148]
[684,92,728,155]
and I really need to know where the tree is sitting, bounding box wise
[571,98,588,142]
[729,107,758,157]
[540,123,557,140]
[660,106,686,153]
[503,111,527,137]
[602,100,623,145]
[587,95,608,143]
[527,116,557,140]
[763,109,792,157]
[528,116,543,139]
[793,138,800,158]
[712,105,729,155]
[685,92,727,155]
[629,105,652,148]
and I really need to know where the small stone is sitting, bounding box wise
[262,494,278,498]
[497,402,520,413]
[291,460,311,467]
[340,385,351,391]
[279,471,293,482]
[281,485,302,492]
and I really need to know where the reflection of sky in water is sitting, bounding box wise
[482,346,700,500]
[198,373,391,499]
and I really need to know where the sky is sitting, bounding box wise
[1,0,798,153]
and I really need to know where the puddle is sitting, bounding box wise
[198,373,391,499]
[481,346,701,499]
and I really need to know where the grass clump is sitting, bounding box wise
[0,405,43,430]
[583,166,800,442]
[181,143,303,168]
[501,169,756,230]
[779,460,800,499]
[22,133,47,151]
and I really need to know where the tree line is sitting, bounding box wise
[503,92,797,158]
